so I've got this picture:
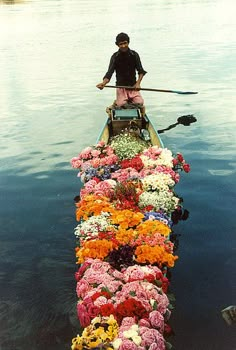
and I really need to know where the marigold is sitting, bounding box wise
[110,209,144,229]
[75,194,114,221]
[135,245,178,267]
[136,220,171,237]
[115,227,136,245]
[75,239,115,263]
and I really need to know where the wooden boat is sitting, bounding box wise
[97,106,164,147]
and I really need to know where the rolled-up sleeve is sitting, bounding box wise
[135,52,147,75]
[103,53,116,80]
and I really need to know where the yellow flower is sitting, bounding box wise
[111,209,144,229]
[135,245,178,267]
[136,220,171,237]
[115,228,135,245]
[75,239,114,263]
[71,336,83,350]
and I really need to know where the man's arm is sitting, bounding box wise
[133,73,144,90]
[96,78,110,90]
[96,54,115,90]
[133,51,147,90]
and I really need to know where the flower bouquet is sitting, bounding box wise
[70,133,190,349]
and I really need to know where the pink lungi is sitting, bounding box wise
[116,88,144,107]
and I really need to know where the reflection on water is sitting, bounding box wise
[158,114,197,134]
[0,0,235,349]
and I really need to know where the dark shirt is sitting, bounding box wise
[103,48,147,86]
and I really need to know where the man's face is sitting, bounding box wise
[118,40,129,52]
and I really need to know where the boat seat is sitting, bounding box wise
[112,108,141,120]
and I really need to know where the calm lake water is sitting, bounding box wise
[0,0,236,349]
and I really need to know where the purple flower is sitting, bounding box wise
[107,245,135,270]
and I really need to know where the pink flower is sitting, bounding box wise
[149,311,164,333]
[96,141,105,147]
[85,180,98,191]
[75,261,90,281]
[112,269,125,280]
[94,296,109,307]
[91,158,101,168]
[84,272,113,285]
[76,279,90,298]
[121,317,136,327]
[156,293,169,314]
[88,259,110,273]
[149,343,165,350]
[119,339,138,350]
[106,146,115,156]
[141,328,165,348]
[138,318,151,328]
[91,149,101,157]
[123,266,145,282]
[70,157,83,168]
[87,303,100,318]
[100,280,123,293]
[80,147,93,159]
[77,303,90,328]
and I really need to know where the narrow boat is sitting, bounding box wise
[97,106,164,147]
[71,104,191,350]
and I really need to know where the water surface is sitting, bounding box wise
[0,1,235,349]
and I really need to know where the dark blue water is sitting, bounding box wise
[0,0,235,349]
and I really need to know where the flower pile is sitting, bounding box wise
[70,133,190,349]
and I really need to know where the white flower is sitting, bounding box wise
[141,173,175,192]
[139,191,179,214]
[132,335,142,345]
[74,212,112,239]
[112,338,122,350]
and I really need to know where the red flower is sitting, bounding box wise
[144,274,156,283]
[143,205,154,212]
[161,276,170,294]
[172,158,178,166]
[177,153,184,162]
[75,261,90,281]
[183,163,190,173]
[115,298,149,324]
[91,290,112,302]
[93,177,101,183]
[100,303,116,317]
[120,155,144,171]
[164,323,174,336]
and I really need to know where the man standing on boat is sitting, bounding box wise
[96,32,147,107]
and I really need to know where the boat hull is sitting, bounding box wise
[97,109,164,147]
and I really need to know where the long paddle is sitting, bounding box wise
[104,85,198,95]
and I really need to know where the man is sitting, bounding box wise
[96,32,147,107]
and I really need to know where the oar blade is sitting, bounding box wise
[174,91,198,95]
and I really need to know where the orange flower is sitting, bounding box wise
[135,245,178,268]
[75,239,115,263]
[75,194,114,221]
[136,220,171,237]
[115,228,136,245]
[110,209,144,229]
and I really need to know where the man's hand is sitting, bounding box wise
[96,78,109,90]
[96,82,105,90]
[133,82,141,90]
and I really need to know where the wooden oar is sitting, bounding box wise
[104,85,198,95]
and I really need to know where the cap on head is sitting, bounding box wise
[115,32,130,45]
